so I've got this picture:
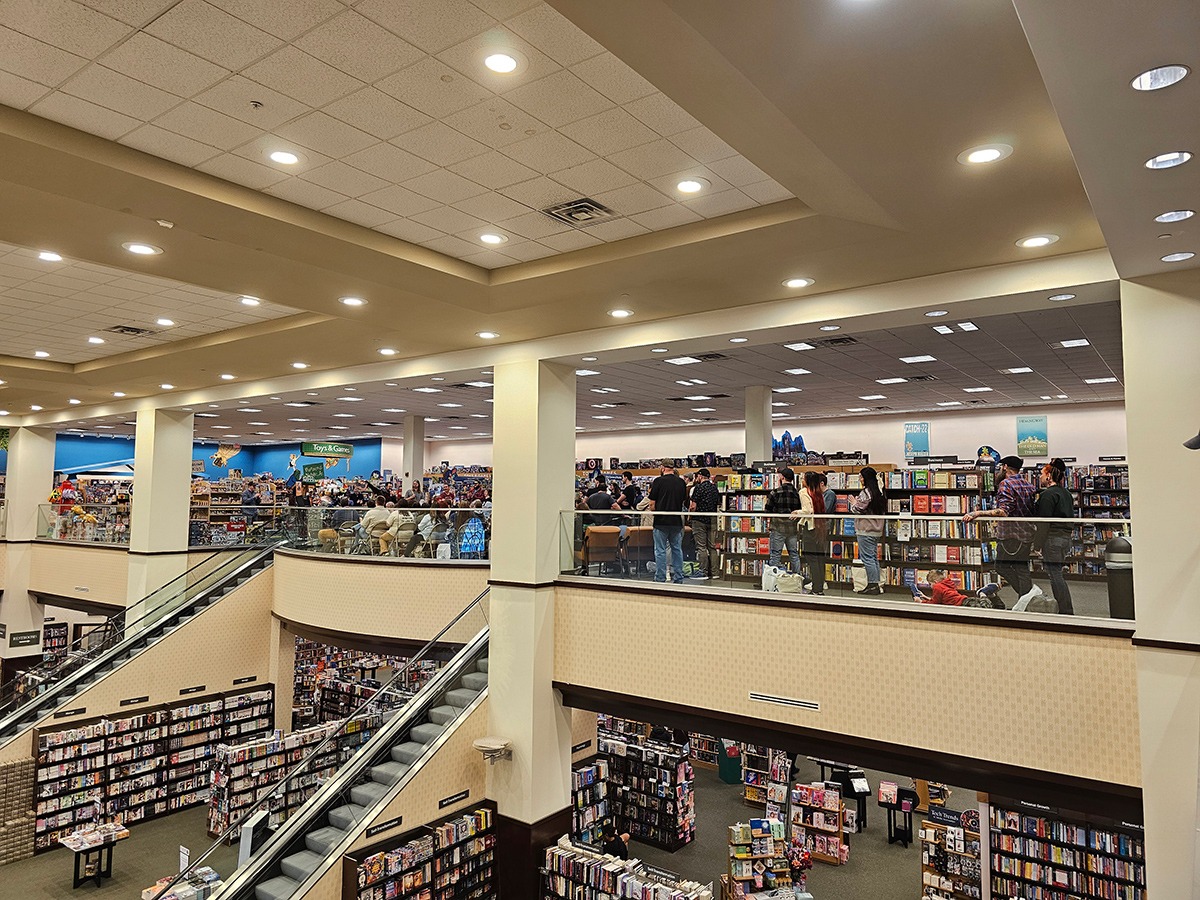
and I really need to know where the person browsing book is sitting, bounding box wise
[794,471,828,595]
[1032,459,1075,615]
[850,466,887,595]
[688,468,720,580]
[765,467,803,576]
[601,822,630,859]
[962,455,1043,610]
[648,462,688,584]
[915,569,1005,608]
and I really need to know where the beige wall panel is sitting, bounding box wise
[273,550,489,642]
[28,543,128,607]
[570,707,599,763]
[0,545,7,589]
[554,586,1141,787]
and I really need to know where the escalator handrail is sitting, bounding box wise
[153,589,490,900]
[0,541,282,743]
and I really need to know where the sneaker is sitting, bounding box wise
[802,576,813,591]
[1012,585,1045,612]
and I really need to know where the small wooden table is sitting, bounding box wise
[60,825,130,888]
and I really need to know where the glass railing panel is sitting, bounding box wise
[277,507,491,560]
[188,503,290,547]
[559,510,1133,620]
[36,502,131,545]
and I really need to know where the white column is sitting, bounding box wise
[1121,276,1200,896]
[0,427,56,671]
[745,384,773,465]
[486,358,575,836]
[126,409,195,608]
[402,414,425,494]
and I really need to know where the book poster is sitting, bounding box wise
[1016,415,1049,458]
[904,422,930,460]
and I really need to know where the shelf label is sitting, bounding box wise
[232,675,258,685]
[1099,456,1126,462]
[9,630,40,648]
[438,789,470,809]
[120,695,150,707]
[180,685,207,696]
[301,441,353,459]
[571,739,592,753]
[365,815,404,838]
[644,864,681,882]
[929,806,967,827]
[53,707,87,719]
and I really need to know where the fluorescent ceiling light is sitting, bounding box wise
[782,278,813,289]
[784,342,815,351]
[692,407,716,412]
[1156,209,1195,223]
[248,421,269,425]
[331,413,354,418]
[592,415,613,420]
[963,386,993,393]
[437,402,463,408]
[328,425,349,430]
[412,386,442,392]
[123,242,162,255]
[846,407,870,412]
[933,325,954,334]
[1145,151,1192,169]
[575,369,601,376]
[38,251,62,261]
[470,413,488,418]
[1058,339,1090,348]
[771,412,788,418]
[783,368,811,376]
[337,396,364,402]
[677,379,707,386]
[1017,234,1060,248]
[592,403,616,409]
[859,394,886,400]
[683,395,712,401]
[876,378,908,384]
[287,418,309,422]
[819,325,840,332]
[1056,394,1068,399]
[238,408,262,412]
[773,387,802,393]
[901,355,937,363]
[1048,294,1075,302]
[957,322,978,331]
[464,381,492,388]
[665,356,702,365]
[382,408,406,413]
[1084,377,1118,384]
[771,401,791,407]
[1131,65,1189,91]
[652,347,670,353]
[937,401,963,407]
[1002,367,1033,374]
[641,411,662,416]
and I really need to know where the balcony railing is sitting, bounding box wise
[274,506,490,560]
[37,503,131,546]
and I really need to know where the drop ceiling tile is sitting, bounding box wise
[415,207,487,235]
[669,125,739,164]
[625,92,702,137]
[154,101,262,150]
[502,129,594,173]
[0,68,49,107]
[206,0,343,41]
[550,158,637,196]
[451,191,529,223]
[375,218,443,244]
[300,160,390,197]
[469,0,537,17]
[684,188,757,218]
[496,238,555,261]
[419,233,480,258]
[402,168,488,205]
[448,149,536,191]
[609,139,698,180]
[323,87,431,141]
[391,120,488,166]
[558,107,658,158]
[344,142,438,183]
[503,69,611,128]
[263,176,348,211]
[75,0,173,26]
[191,75,308,129]
[276,110,377,158]
[630,204,702,231]
[29,91,138,138]
[145,0,281,69]
[505,4,604,67]
[357,184,441,217]
[459,249,517,269]
[104,32,233,98]
[580,218,650,242]
[61,64,180,120]
[570,51,656,106]
[120,124,222,166]
[539,229,601,252]
[295,10,423,83]
[242,45,363,108]
[0,26,86,86]
[497,175,573,209]
[591,182,673,216]
[233,133,332,173]
[376,57,492,120]
[436,24,560,93]
[741,178,793,204]
[321,198,396,228]
[197,152,289,189]
[707,155,772,188]
[443,97,549,149]
[494,209,568,240]
[0,0,132,57]
[357,0,494,54]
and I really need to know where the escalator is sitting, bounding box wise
[0,542,280,745]
[155,591,490,900]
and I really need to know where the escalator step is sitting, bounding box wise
[410,722,445,744]
[280,849,324,881]
[391,742,425,765]
[369,761,409,785]
[305,826,347,855]
[476,658,488,673]
[328,804,370,830]
[254,875,300,900]
[428,706,457,726]
[350,781,390,807]
[445,688,479,708]
[461,672,488,692]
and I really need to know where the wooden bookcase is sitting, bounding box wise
[789,782,848,865]
[920,819,982,900]
[689,732,720,769]
[569,757,608,846]
[727,818,790,896]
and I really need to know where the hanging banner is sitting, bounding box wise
[301,441,353,459]
[904,422,930,461]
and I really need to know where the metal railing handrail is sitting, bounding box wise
[568,509,1131,525]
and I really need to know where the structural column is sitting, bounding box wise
[1120,276,1200,896]
[745,384,773,465]
[401,414,425,494]
[487,358,576,897]
[126,409,195,613]
[0,426,56,681]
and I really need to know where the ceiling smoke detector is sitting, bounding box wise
[540,197,617,227]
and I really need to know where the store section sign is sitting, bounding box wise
[9,630,40,648]
[904,422,930,461]
[301,441,354,458]
[301,463,326,484]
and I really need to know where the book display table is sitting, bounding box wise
[59,822,130,888]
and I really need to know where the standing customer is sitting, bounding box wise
[689,468,720,579]
[797,472,828,595]
[765,467,803,575]
[963,456,1043,609]
[648,461,688,584]
[1032,459,1075,614]
[850,467,887,595]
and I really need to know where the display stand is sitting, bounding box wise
[878,782,919,847]
[919,813,982,900]
[727,818,790,896]
[569,757,608,845]
[58,822,130,889]
[597,729,695,851]
[740,743,769,806]
[789,783,848,865]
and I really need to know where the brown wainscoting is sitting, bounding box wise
[1131,637,1200,653]
[32,539,129,551]
[273,546,490,569]
[554,576,1137,638]
[277,619,465,661]
[30,590,124,617]
[554,682,1143,821]
[496,805,572,899]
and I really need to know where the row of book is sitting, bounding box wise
[991,874,1144,900]
[542,839,714,899]
[990,807,1145,860]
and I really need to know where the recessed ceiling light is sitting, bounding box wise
[691,406,719,412]
[1040,395,1053,400]
[1085,377,1118,384]
[729,337,748,343]
[933,325,955,334]
[1145,151,1192,170]
[819,325,840,332]
[590,415,613,421]
[113,391,126,397]
[589,387,620,394]
[784,342,815,351]
[963,386,993,393]
[956,143,1013,165]
[241,296,261,306]
[651,347,670,353]
[641,411,662,416]
[1048,293,1075,302]
[664,356,701,366]
[382,408,406,413]
[34,350,49,358]
[328,425,350,429]
[635,422,653,426]
[239,407,262,412]
[470,413,488,418]
[683,394,713,401]
[30,404,42,411]
[1058,339,1090,348]
[1002,367,1033,374]
[123,242,162,255]
[1017,234,1060,248]
[68,398,80,404]
[476,331,499,339]
[783,368,811,376]
[464,380,492,387]
[1131,65,1189,91]
[937,401,963,407]
[339,296,366,307]
[378,348,398,356]
[924,310,949,318]
[424,417,440,422]
[1162,251,1195,262]
[957,322,978,331]
[859,394,886,400]
[771,412,789,418]
[287,417,309,422]
[771,401,792,407]
[430,376,445,381]
[901,355,937,363]
[782,278,813,289]
[268,150,300,165]
[1057,394,1069,399]
[484,52,518,73]
[248,420,270,425]
[437,402,463,408]
[1156,209,1195,223]
[87,336,105,344]
[608,308,633,318]
[773,387,802,394]
[413,386,442,392]
[877,377,908,384]
[846,407,870,412]
[677,378,707,386]
[220,373,235,380]
[676,177,709,194]
[155,318,175,327]
[160,383,174,390]
[291,362,308,369]
[331,413,354,419]
[38,251,62,262]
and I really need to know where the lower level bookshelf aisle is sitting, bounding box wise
[542,836,714,900]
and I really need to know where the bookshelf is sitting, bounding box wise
[596,714,650,741]
[988,802,1146,900]
[740,743,769,807]
[598,731,695,851]
[688,732,720,769]
[789,782,848,865]
[543,837,715,900]
[570,758,609,845]
[726,819,790,897]
[765,749,791,820]
[42,622,69,663]
[920,819,982,900]
[345,804,496,900]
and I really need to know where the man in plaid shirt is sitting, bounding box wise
[765,467,803,574]
[963,455,1042,609]
[688,468,721,579]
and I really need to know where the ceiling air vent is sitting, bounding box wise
[695,352,729,361]
[909,374,939,382]
[814,336,860,348]
[541,197,617,227]
[105,324,155,336]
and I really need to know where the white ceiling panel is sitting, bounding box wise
[294,10,423,83]
[0,25,88,86]
[413,206,487,235]
[319,198,395,228]
[29,91,139,138]
[0,67,47,107]
[550,158,636,196]
[442,96,548,149]
[375,56,491,119]
[570,51,656,105]
[144,0,281,70]
[505,3,604,67]
[390,119,490,168]
[451,190,530,223]
[358,184,441,218]
[205,0,344,42]
[502,69,612,128]
[323,87,431,141]
[101,31,230,97]
[275,110,377,158]
[344,142,438,184]
[559,106,659,157]
[0,0,133,57]
[447,150,537,190]
[76,0,176,28]
[61,64,178,120]
[241,45,362,108]
[357,0,495,55]
[401,168,487,205]
[266,171,350,209]
[191,74,309,129]
[154,101,261,150]
[196,152,288,190]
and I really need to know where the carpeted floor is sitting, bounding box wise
[0,806,239,900]
[631,757,973,900]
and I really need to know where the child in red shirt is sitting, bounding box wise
[914,569,1004,608]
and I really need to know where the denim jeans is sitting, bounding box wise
[769,527,801,573]
[857,533,881,585]
[1041,534,1074,614]
[653,525,684,583]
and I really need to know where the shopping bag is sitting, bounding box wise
[850,563,869,592]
